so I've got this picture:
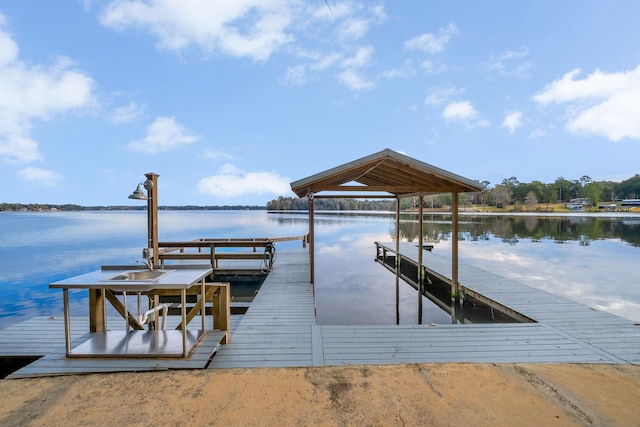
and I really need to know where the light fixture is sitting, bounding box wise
[127,173,159,267]
[128,183,147,200]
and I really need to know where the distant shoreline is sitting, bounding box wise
[0,204,266,212]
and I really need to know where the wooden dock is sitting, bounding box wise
[210,244,640,367]
[4,244,640,377]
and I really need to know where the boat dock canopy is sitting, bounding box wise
[290,148,483,197]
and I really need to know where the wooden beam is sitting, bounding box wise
[312,194,395,199]
[312,185,431,193]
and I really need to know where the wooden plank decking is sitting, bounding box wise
[209,244,640,368]
[209,249,316,368]
[384,242,640,365]
[4,243,640,377]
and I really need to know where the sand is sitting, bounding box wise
[1,363,639,426]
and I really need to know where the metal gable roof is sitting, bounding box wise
[290,148,482,197]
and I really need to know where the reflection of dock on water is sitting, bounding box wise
[375,242,533,324]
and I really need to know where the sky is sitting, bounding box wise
[1,1,639,206]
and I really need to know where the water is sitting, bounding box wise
[1,210,639,329]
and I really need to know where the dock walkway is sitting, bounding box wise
[209,249,316,368]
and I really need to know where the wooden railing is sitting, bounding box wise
[157,235,308,270]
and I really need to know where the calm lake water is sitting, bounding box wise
[1,210,639,329]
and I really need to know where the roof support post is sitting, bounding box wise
[308,193,315,284]
[418,194,424,324]
[451,191,460,317]
[395,196,401,325]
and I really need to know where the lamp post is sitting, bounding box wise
[129,173,159,267]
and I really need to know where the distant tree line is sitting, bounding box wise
[267,174,640,211]
[0,204,266,212]
[266,197,396,211]
[474,174,640,209]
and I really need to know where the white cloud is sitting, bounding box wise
[341,45,373,68]
[128,116,200,153]
[502,111,523,134]
[404,23,458,53]
[381,59,415,79]
[0,16,95,163]
[442,100,478,122]
[337,18,370,40]
[100,1,388,93]
[201,148,233,161]
[0,15,18,67]
[336,46,376,90]
[282,50,346,86]
[533,66,640,141]
[100,0,295,62]
[0,132,40,164]
[197,164,290,198]
[337,69,375,91]
[282,4,385,92]
[18,167,62,187]
[424,86,463,106]
[528,128,546,139]
[420,59,446,74]
[110,101,144,124]
[282,64,308,86]
[487,46,531,78]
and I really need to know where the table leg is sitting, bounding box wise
[153,295,159,329]
[102,289,107,330]
[181,288,187,357]
[123,291,129,331]
[89,289,106,332]
[201,279,206,331]
[63,288,71,356]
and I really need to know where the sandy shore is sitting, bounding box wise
[1,363,640,426]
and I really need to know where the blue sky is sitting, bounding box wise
[1,1,639,206]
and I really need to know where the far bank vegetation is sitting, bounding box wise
[267,174,640,212]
